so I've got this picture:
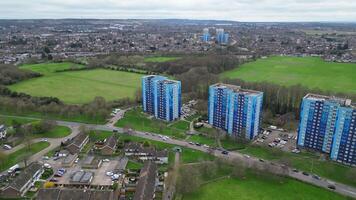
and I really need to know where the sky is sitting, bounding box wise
[0,0,356,22]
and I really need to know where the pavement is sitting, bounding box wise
[163,152,180,200]
[1,114,356,198]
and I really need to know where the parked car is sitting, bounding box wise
[327,185,336,190]
[259,159,265,162]
[302,172,309,176]
[3,144,12,150]
[312,175,321,180]
[221,151,229,155]
[292,169,299,173]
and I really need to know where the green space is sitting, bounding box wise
[220,56,356,94]
[0,115,38,126]
[116,108,189,139]
[0,141,50,171]
[182,171,349,200]
[126,160,144,170]
[9,62,142,104]
[144,56,180,63]
[19,62,85,75]
[35,125,71,138]
[239,145,356,187]
[0,110,105,124]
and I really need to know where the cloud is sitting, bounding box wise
[0,0,355,22]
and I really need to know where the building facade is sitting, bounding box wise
[208,83,263,140]
[216,28,229,44]
[201,28,210,42]
[142,75,181,121]
[297,94,356,166]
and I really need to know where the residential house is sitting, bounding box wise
[124,143,168,164]
[1,162,43,198]
[66,133,89,154]
[37,188,114,200]
[100,135,117,155]
[133,161,158,200]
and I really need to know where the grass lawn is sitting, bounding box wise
[144,56,180,63]
[0,110,106,124]
[19,62,85,75]
[116,108,189,139]
[9,63,142,104]
[182,172,349,200]
[0,141,50,171]
[239,145,356,187]
[220,56,356,94]
[0,115,38,126]
[126,160,144,170]
[35,125,71,138]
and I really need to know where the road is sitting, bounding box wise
[1,114,356,198]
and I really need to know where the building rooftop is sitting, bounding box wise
[133,161,157,200]
[159,79,180,85]
[68,132,88,147]
[304,93,354,108]
[70,171,94,184]
[102,135,117,150]
[211,83,262,95]
[37,188,114,200]
[7,162,42,191]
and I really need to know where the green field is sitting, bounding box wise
[0,115,38,126]
[9,63,142,104]
[35,125,71,138]
[182,172,349,200]
[116,108,189,139]
[144,56,180,63]
[221,56,356,94]
[0,141,50,171]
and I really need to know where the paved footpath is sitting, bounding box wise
[1,114,356,198]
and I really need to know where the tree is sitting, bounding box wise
[143,141,151,147]
[44,181,55,188]
[231,158,247,179]
[176,165,201,194]
[0,151,6,168]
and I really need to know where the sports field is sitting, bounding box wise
[9,63,142,104]
[220,56,356,94]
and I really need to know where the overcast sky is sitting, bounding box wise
[1,0,356,22]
